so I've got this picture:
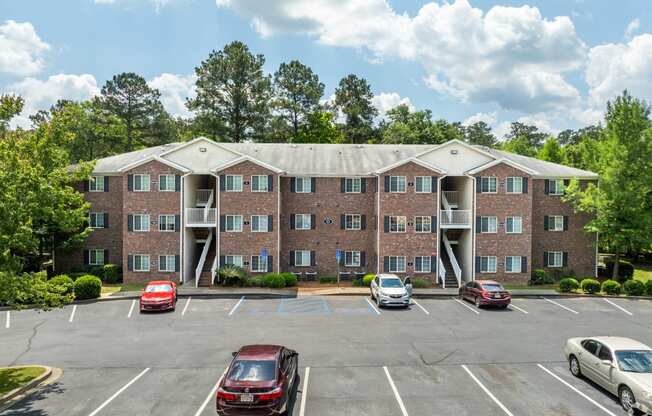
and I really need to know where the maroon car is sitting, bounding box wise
[459,280,511,308]
[216,345,298,416]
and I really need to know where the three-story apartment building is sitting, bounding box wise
[57,138,598,287]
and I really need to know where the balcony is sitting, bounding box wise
[440,209,471,228]
[186,208,216,227]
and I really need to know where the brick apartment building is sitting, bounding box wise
[57,138,598,287]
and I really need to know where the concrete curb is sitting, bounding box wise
[0,365,58,411]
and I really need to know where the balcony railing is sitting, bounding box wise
[442,191,459,206]
[186,208,216,226]
[196,189,213,207]
[440,209,471,228]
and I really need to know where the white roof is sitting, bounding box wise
[589,336,651,351]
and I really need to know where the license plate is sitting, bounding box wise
[493,294,501,298]
[240,393,253,403]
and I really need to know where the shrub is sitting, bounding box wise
[605,259,635,282]
[244,276,264,287]
[580,278,600,294]
[218,265,247,286]
[319,276,337,284]
[646,280,652,297]
[48,275,74,296]
[529,269,554,286]
[73,275,102,300]
[68,272,87,281]
[559,278,580,293]
[0,271,73,309]
[263,273,286,288]
[351,278,364,287]
[102,264,121,284]
[601,279,621,295]
[623,279,645,296]
[412,278,430,288]
[362,274,375,287]
[280,272,297,287]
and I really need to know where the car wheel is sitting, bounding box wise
[569,355,582,377]
[474,297,481,308]
[619,386,640,414]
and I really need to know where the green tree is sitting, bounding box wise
[188,41,272,142]
[378,104,461,145]
[273,60,324,141]
[506,122,547,150]
[537,137,564,163]
[0,94,24,139]
[564,91,652,278]
[561,126,604,172]
[334,74,377,143]
[295,111,345,143]
[500,135,537,157]
[464,121,496,147]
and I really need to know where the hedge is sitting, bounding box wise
[412,278,429,288]
[559,278,580,293]
[218,265,247,286]
[73,275,102,300]
[280,272,297,287]
[263,273,285,288]
[48,275,74,296]
[580,278,600,294]
[319,276,337,284]
[102,264,121,284]
[647,280,652,297]
[601,279,621,295]
[0,271,73,309]
[362,274,375,286]
[623,279,645,296]
[529,269,554,285]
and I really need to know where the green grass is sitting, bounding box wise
[633,264,652,283]
[502,283,558,291]
[0,367,46,396]
[101,283,147,295]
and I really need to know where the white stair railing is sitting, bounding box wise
[438,257,446,289]
[210,255,218,285]
[440,210,471,227]
[441,192,453,223]
[443,191,459,207]
[186,208,216,225]
[196,189,213,207]
[195,229,213,287]
[443,233,461,288]
[203,190,214,222]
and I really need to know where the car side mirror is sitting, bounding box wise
[601,359,612,366]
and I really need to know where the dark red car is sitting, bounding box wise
[139,280,177,312]
[216,345,298,416]
[459,280,511,308]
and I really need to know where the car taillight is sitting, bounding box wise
[216,388,238,401]
[257,387,283,401]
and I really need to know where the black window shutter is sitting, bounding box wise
[128,174,134,191]
[127,214,133,232]
[290,177,296,192]
[310,251,316,266]
[431,255,437,272]
[268,215,273,231]
[104,213,109,228]
[289,251,295,266]
[83,180,89,192]
[340,178,346,193]
[383,256,389,273]
[475,256,481,272]
[360,251,366,267]
[563,216,569,231]
[522,177,528,194]
[563,252,568,267]
[521,257,527,273]
[267,256,273,272]
[476,216,481,233]
[361,178,366,193]
[290,214,295,230]
[175,255,180,272]
[310,214,316,229]
[175,215,180,232]
[311,177,316,193]
[415,257,422,271]
[83,250,90,265]
[104,176,109,192]
[219,256,225,268]
[431,176,438,193]
[476,178,481,193]
[361,215,366,230]
[384,216,389,233]
[175,175,181,192]
[544,215,549,231]
[544,179,549,195]
[384,176,390,192]
[268,175,273,192]
[128,254,133,271]
[219,175,225,191]
[219,215,225,232]
[543,252,548,267]
[431,216,437,233]
[340,214,345,230]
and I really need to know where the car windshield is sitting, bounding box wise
[227,360,276,381]
[615,350,652,373]
[145,285,172,293]
[481,284,504,292]
[381,278,403,288]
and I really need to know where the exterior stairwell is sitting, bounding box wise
[440,250,459,288]
[197,239,216,287]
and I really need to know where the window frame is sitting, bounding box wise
[89,249,105,266]
[505,216,523,234]
[389,176,406,193]
[251,215,269,232]
[225,175,243,192]
[224,255,244,268]
[480,216,498,233]
[388,256,406,273]
[294,250,311,267]
[506,177,523,194]
[133,174,150,192]
[505,256,522,273]
[549,179,564,195]
[480,177,497,193]
[158,174,176,192]
[133,214,150,232]
[250,255,268,272]
[389,216,407,233]
[89,212,105,229]
[547,251,563,268]
[158,255,176,272]
[158,215,176,232]
[345,214,362,231]
[89,176,105,192]
[480,256,497,273]
[295,214,312,230]
[344,251,361,267]
[225,215,243,232]
[549,215,564,232]
[414,216,432,233]
[415,176,432,193]
[344,178,362,193]
[414,256,431,273]
[133,254,150,272]
[294,177,312,193]
[251,175,269,192]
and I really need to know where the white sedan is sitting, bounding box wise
[564,336,652,415]
[370,274,412,308]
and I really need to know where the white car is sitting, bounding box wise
[370,274,412,308]
[564,336,652,415]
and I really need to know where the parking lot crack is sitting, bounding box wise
[10,319,45,366]
[421,348,458,366]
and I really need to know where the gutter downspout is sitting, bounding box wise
[277,174,281,273]
[179,172,191,283]
[466,173,477,282]
[375,173,381,274]
[437,175,447,287]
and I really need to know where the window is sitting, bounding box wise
[506,216,522,234]
[505,256,522,273]
[133,214,150,232]
[251,175,269,192]
[133,174,150,192]
[506,177,523,194]
[548,215,564,231]
[414,256,431,273]
[345,178,361,193]
[415,176,432,193]
[582,340,599,356]
[345,214,361,230]
[294,250,311,267]
[389,216,406,233]
[225,215,243,232]
[480,177,497,193]
[225,175,243,192]
[251,215,269,232]
[294,177,312,193]
[547,251,563,268]
[415,216,431,233]
[597,345,612,362]
[159,174,176,191]
[389,176,406,193]
[89,212,105,229]
[480,256,497,273]
[158,215,176,232]
[295,214,311,230]
[345,251,361,267]
[225,255,244,268]
[549,179,564,195]
[388,256,406,273]
[480,216,497,233]
[89,249,105,265]
[159,255,176,272]
[251,255,267,272]
[89,176,105,192]
[133,254,150,272]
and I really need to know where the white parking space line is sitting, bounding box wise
[181,297,192,316]
[508,303,529,314]
[88,368,150,416]
[365,297,381,315]
[5,311,9,329]
[228,296,245,316]
[537,364,618,416]
[452,297,480,315]
[299,367,310,416]
[461,365,514,416]
[69,305,77,323]
[411,299,430,315]
[193,367,228,416]
[603,298,633,316]
[127,300,136,318]
[541,297,579,314]
[383,367,409,416]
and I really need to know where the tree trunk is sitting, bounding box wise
[612,251,620,280]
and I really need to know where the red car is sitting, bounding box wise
[139,281,177,312]
[459,280,511,308]
[216,345,299,416]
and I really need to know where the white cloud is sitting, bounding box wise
[94,0,176,12]
[371,92,414,117]
[6,74,100,128]
[462,111,497,126]
[0,20,50,76]
[148,73,196,118]
[625,18,640,39]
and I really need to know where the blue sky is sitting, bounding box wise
[1,0,651,136]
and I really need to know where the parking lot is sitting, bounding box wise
[2,295,652,416]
